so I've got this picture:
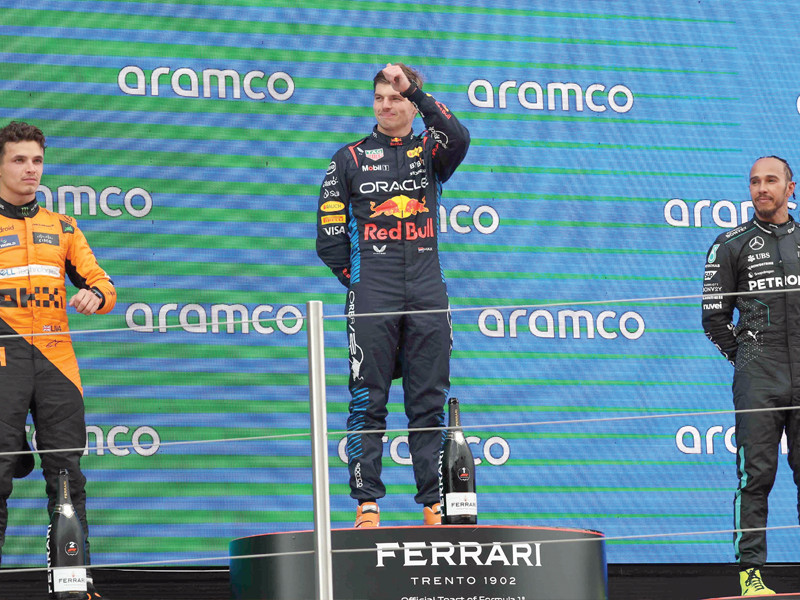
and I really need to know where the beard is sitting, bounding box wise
[753,193,788,223]
[754,203,779,221]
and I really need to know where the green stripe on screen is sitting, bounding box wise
[0,33,735,75]
[45,148,314,171]
[443,192,710,203]
[4,480,728,498]
[444,270,695,281]
[2,508,720,526]
[38,172,315,196]
[75,397,717,415]
[18,116,739,150]
[78,231,701,258]
[2,9,735,48]
[283,0,737,24]
[71,343,715,363]
[70,286,330,306]
[0,88,739,127]
[79,370,331,386]
[607,540,725,546]
[81,232,316,251]
[439,242,697,255]
[80,455,316,469]
[7,534,231,550]
[34,0,736,24]
[83,427,676,443]
[470,139,739,151]
[50,0,739,24]
[43,145,737,179]
[77,369,726,388]
[22,117,364,145]
[497,219,688,229]
[92,259,694,284]
[504,458,728,466]
[458,164,737,177]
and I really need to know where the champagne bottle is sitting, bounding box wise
[47,469,87,599]
[440,397,477,524]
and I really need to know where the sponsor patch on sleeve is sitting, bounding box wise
[321,201,345,212]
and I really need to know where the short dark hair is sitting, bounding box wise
[0,121,46,158]
[373,63,424,91]
[758,155,793,181]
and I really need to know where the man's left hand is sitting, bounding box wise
[69,288,102,315]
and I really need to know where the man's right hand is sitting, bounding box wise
[382,63,412,95]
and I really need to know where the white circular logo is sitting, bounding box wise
[749,236,764,250]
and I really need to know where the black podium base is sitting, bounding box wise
[230,525,607,600]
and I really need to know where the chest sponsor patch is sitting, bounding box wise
[0,235,20,249]
[0,264,62,279]
[33,232,59,246]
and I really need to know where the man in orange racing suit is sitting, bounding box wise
[0,122,115,596]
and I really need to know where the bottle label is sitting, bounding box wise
[52,567,87,592]
[445,492,477,516]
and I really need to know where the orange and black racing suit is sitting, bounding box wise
[0,196,116,562]
[316,85,470,506]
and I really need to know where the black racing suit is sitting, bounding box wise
[702,215,800,569]
[316,85,470,506]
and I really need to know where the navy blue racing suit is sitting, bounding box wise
[702,215,800,568]
[316,85,470,505]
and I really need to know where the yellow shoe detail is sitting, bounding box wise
[740,568,776,596]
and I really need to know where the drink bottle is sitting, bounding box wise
[440,397,477,524]
[47,469,87,599]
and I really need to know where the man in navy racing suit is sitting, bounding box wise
[702,155,800,596]
[316,63,470,527]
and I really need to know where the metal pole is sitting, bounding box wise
[306,300,334,600]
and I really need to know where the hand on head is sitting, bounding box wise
[382,63,412,94]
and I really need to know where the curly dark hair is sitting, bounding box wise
[0,121,46,158]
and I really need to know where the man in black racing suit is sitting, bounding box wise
[316,63,470,527]
[702,155,800,596]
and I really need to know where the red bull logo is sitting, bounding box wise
[364,218,434,241]
[369,195,428,219]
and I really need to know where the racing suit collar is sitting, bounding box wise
[754,214,796,236]
[371,126,414,147]
[0,196,39,219]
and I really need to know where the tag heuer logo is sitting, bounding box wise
[365,149,384,162]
